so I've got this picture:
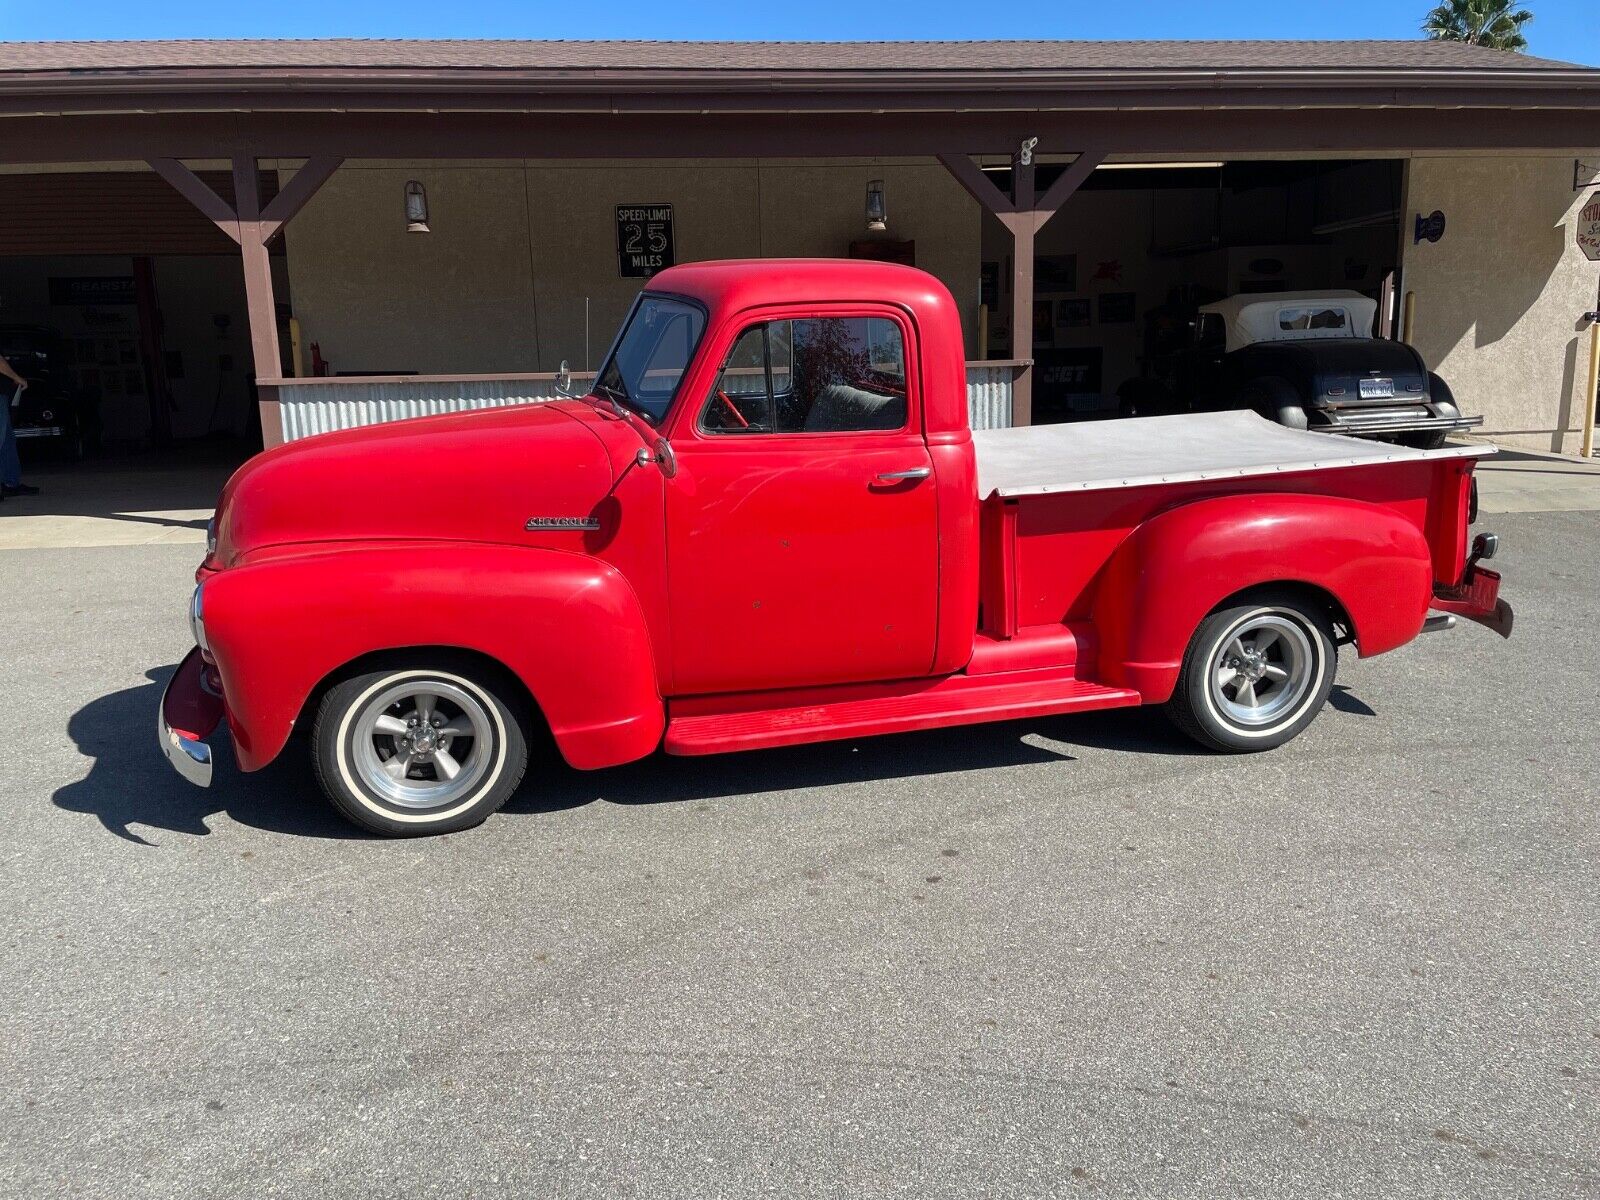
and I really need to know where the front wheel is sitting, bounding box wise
[1166,592,1337,753]
[312,661,528,836]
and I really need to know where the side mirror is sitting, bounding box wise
[555,359,573,397]
[654,438,677,478]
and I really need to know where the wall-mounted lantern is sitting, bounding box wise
[405,180,430,233]
[865,179,887,232]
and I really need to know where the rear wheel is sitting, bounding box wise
[1166,591,1337,753]
[1399,372,1457,450]
[312,660,528,836]
[1236,375,1309,431]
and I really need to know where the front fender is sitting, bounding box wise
[1090,493,1433,702]
[203,541,663,772]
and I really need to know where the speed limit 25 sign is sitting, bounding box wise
[616,204,675,278]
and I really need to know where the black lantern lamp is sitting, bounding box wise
[865,179,887,232]
[405,181,430,233]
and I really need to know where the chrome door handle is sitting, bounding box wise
[874,467,931,483]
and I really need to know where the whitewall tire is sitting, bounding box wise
[1166,592,1337,753]
[312,661,528,836]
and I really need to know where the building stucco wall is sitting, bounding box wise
[281,159,981,376]
[1403,154,1600,453]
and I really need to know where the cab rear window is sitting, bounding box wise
[1277,306,1349,333]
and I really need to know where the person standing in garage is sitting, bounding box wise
[0,351,39,501]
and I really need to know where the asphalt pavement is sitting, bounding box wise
[2,509,1597,1198]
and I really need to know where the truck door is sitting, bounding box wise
[665,307,939,695]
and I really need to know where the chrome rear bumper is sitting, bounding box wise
[1314,407,1484,436]
[1312,406,1484,438]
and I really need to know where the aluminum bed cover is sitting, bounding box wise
[973,410,1491,499]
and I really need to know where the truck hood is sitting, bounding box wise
[213,401,615,563]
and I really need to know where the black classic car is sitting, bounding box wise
[1120,291,1481,449]
[0,325,86,459]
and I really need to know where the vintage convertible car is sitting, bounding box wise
[1122,291,1481,449]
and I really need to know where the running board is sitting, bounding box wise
[664,672,1141,756]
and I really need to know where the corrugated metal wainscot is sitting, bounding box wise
[271,363,1016,442]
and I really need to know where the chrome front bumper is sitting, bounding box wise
[159,647,222,788]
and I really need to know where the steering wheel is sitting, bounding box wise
[714,389,750,429]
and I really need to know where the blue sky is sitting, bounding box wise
[2,0,1595,66]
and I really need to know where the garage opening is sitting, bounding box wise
[978,158,1405,423]
[0,167,287,492]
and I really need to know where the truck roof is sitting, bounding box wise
[646,258,957,319]
[644,258,974,439]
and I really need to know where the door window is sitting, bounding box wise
[700,316,907,435]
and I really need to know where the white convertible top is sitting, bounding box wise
[973,410,1491,500]
[1200,291,1377,352]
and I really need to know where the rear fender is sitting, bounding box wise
[202,542,663,772]
[1090,493,1433,702]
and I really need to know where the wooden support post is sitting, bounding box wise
[1003,241,1035,422]
[938,145,1105,427]
[149,154,341,448]
[233,157,281,381]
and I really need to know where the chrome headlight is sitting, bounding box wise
[205,514,218,558]
[188,583,211,655]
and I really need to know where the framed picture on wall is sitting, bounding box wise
[1098,292,1136,324]
[1057,298,1091,329]
[1036,255,1077,291]
[1033,300,1055,340]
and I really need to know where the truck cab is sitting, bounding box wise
[162,260,1510,837]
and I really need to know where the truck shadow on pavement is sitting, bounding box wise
[52,667,357,844]
[57,666,1214,843]
[516,707,1210,814]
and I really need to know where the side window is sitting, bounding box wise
[1194,312,1225,350]
[700,316,907,435]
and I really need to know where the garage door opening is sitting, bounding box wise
[0,168,289,502]
[978,158,1405,424]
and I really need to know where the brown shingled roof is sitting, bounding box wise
[0,37,1586,74]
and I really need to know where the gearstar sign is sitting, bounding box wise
[160,260,1512,837]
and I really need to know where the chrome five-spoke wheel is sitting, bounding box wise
[1209,614,1315,729]
[1168,592,1337,753]
[351,679,494,809]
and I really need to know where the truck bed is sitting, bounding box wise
[973,410,1490,498]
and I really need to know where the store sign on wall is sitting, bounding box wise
[48,276,136,305]
[1577,193,1600,261]
[616,205,675,278]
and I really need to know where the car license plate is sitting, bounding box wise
[1359,377,1395,399]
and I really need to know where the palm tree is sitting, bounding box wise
[1422,0,1534,51]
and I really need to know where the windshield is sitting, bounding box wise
[593,295,706,423]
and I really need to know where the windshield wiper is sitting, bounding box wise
[594,379,653,424]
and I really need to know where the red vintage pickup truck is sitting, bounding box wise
[160,260,1511,836]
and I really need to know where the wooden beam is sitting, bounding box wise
[1007,152,1037,428]
[146,157,240,243]
[936,152,1016,215]
[231,155,263,226]
[1032,148,1107,231]
[19,106,1598,168]
[231,156,283,390]
[259,155,343,242]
